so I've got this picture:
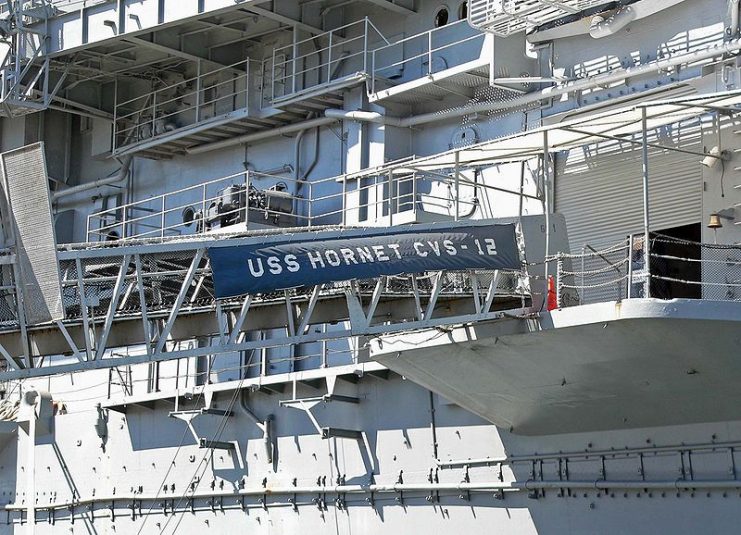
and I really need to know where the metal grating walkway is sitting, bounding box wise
[467,0,613,36]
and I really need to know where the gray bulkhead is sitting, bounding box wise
[0,0,740,533]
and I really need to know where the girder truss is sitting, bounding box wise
[0,235,528,380]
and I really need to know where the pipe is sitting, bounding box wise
[303,126,322,179]
[332,38,741,129]
[239,389,273,464]
[324,109,404,127]
[51,156,133,202]
[405,38,741,126]
[293,113,322,186]
[187,117,338,155]
[731,0,740,37]
[438,439,741,468]
[589,6,636,39]
[263,417,273,463]
[294,127,309,183]
[11,479,741,512]
[295,125,322,219]
[542,131,551,290]
[640,106,651,298]
[25,404,36,535]
[428,391,438,460]
[9,482,521,512]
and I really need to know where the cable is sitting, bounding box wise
[134,386,206,535]
[158,383,243,534]
[155,376,247,535]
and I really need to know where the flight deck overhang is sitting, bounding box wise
[370,299,741,435]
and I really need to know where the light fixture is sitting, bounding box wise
[701,146,730,169]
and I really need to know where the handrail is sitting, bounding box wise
[86,166,485,241]
[0,0,108,15]
[113,57,252,151]
[554,235,741,306]
[271,17,388,56]
[116,57,251,109]
[372,18,475,54]
[584,244,624,275]
[370,19,486,95]
[270,17,388,102]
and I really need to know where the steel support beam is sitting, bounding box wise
[242,6,326,36]
[361,0,415,15]
[96,255,131,360]
[154,249,206,355]
[122,36,230,67]
[0,305,526,381]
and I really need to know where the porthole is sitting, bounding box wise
[434,7,449,27]
[458,1,468,20]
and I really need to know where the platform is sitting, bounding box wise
[371,298,741,435]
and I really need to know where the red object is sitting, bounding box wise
[547,275,558,311]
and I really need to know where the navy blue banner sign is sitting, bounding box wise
[208,224,520,298]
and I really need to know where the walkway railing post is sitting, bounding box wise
[454,151,460,221]
[641,107,651,298]
[542,131,551,284]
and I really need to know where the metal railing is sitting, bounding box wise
[86,166,484,242]
[113,58,252,152]
[0,0,108,15]
[553,234,741,306]
[0,220,528,379]
[269,17,388,103]
[370,19,487,95]
[92,268,522,396]
[87,170,297,241]
[0,3,56,116]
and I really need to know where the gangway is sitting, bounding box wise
[0,219,537,381]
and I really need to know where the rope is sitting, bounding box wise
[156,377,247,535]
[135,374,207,535]
[560,258,629,276]
[561,274,629,289]
[649,274,741,287]
[0,399,19,421]
[652,234,741,250]
[650,253,741,265]
[546,243,629,261]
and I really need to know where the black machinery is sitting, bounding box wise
[186,182,295,232]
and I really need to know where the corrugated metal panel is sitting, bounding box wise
[0,143,64,324]
[555,125,703,253]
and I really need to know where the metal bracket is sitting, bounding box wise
[169,407,240,460]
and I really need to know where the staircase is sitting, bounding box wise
[0,0,62,117]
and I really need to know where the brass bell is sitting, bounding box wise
[707,213,723,229]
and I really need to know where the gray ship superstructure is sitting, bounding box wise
[0,0,739,533]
